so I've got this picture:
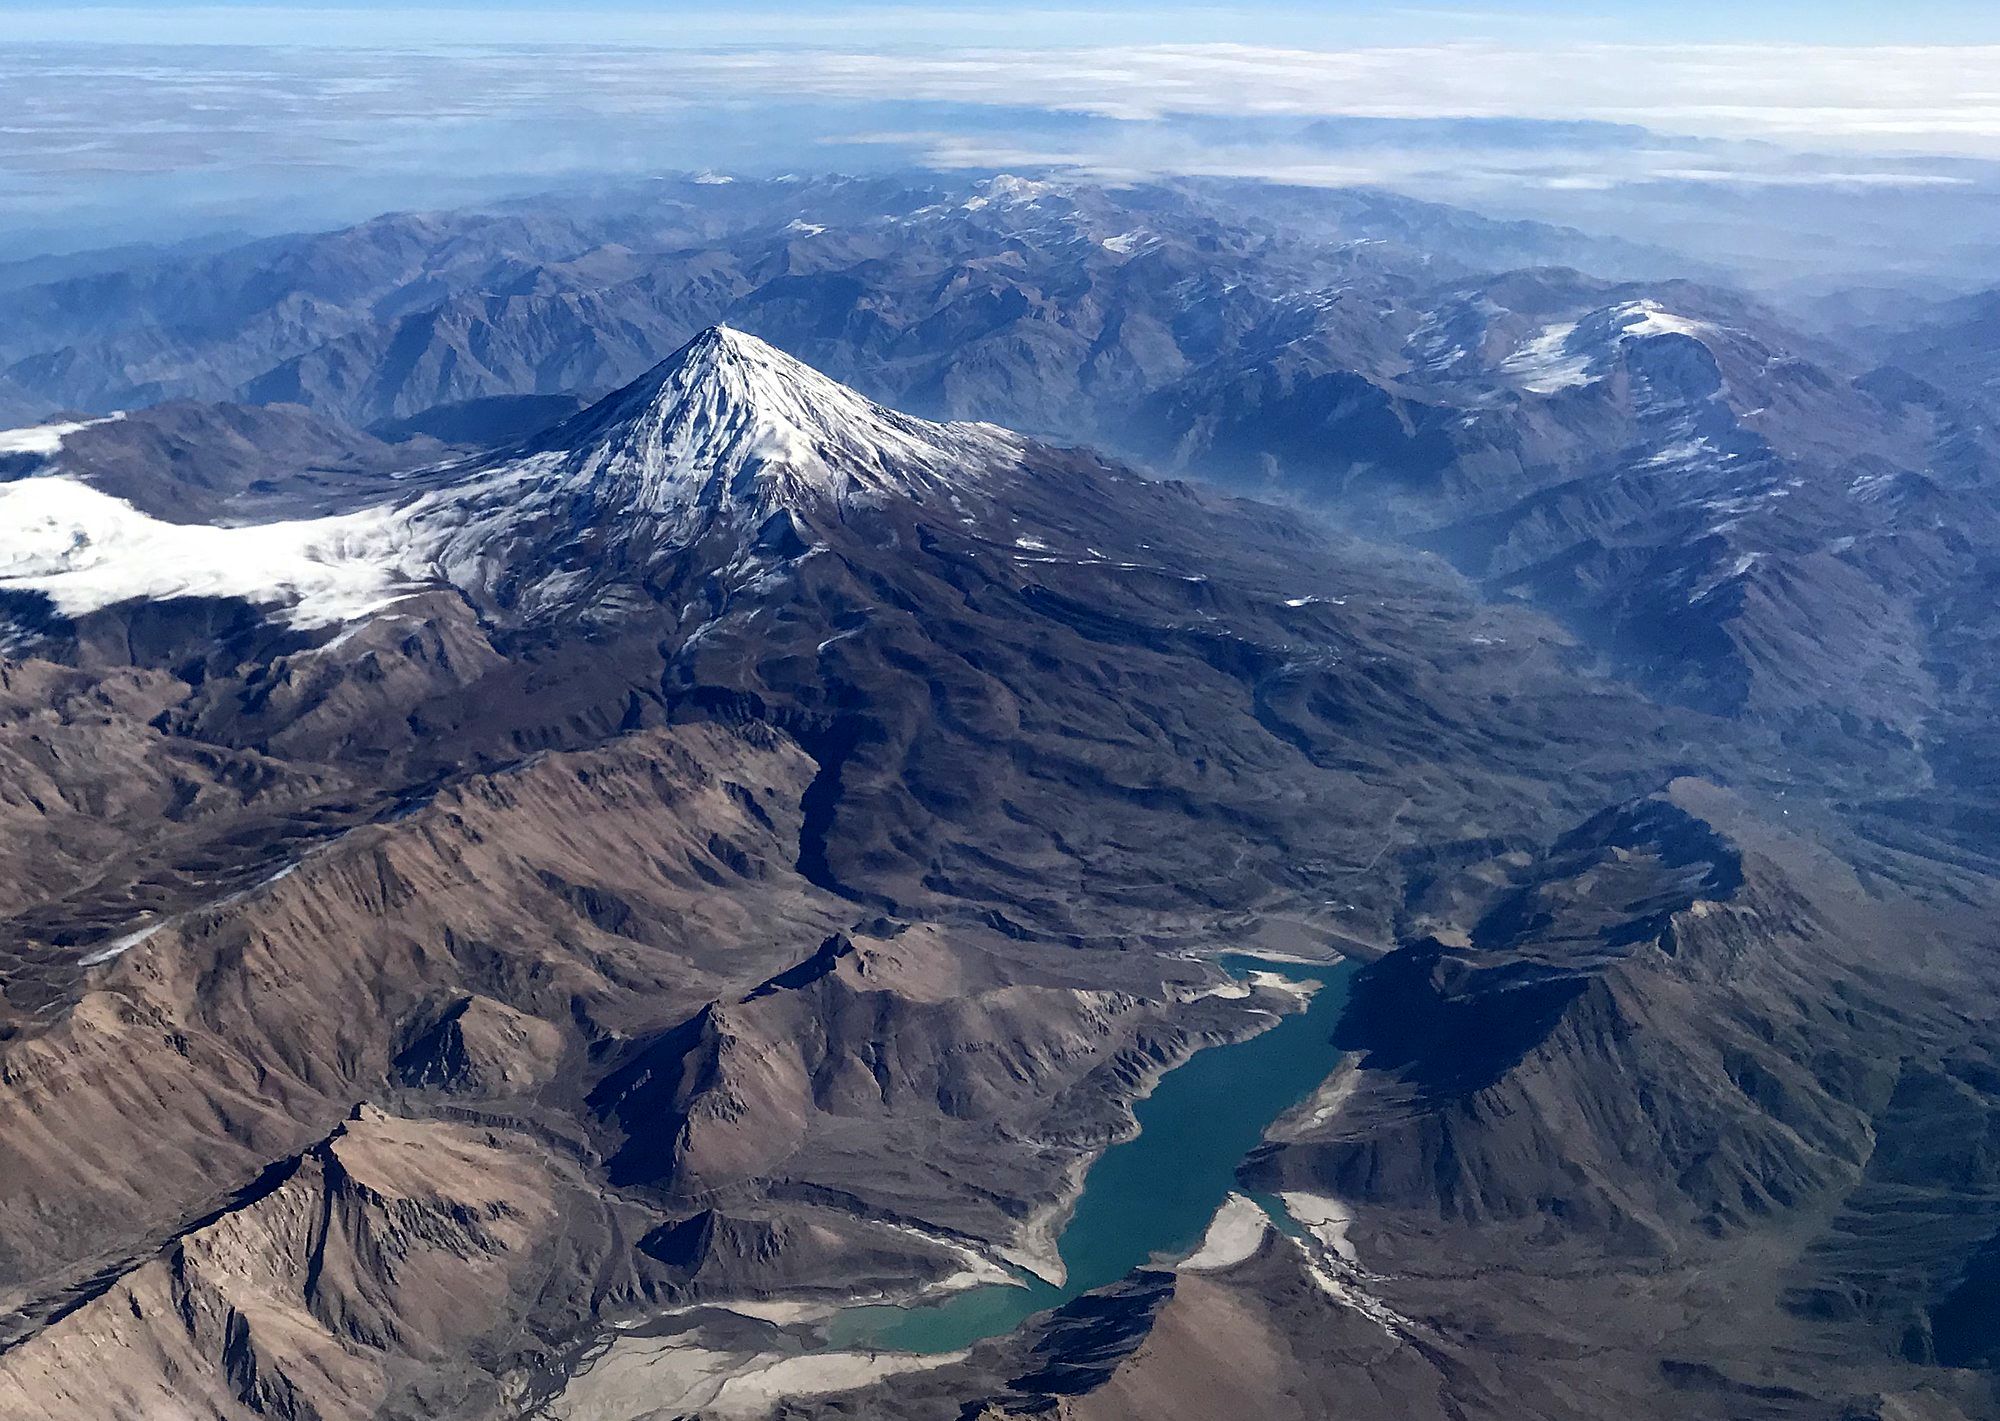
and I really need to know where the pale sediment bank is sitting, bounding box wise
[1242,969,1316,1005]
[549,1334,965,1420]
[874,1218,1025,1292]
[1179,1192,1271,1272]
[1274,1051,1364,1135]
[817,954,1359,1356]
[1278,1190,1359,1262]
[999,1153,1088,1287]
[567,952,1361,1400]
[1171,962,1320,1008]
[711,1299,840,1326]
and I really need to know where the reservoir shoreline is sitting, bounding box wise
[820,951,1358,1355]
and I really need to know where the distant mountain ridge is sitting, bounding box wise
[0,173,1694,428]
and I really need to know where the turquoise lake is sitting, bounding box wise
[821,953,1356,1354]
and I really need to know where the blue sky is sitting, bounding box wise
[12,0,2000,47]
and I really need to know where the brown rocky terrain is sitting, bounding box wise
[810,785,2000,1421]
[0,332,1994,1420]
[0,1108,571,1421]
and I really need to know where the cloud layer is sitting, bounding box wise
[4,35,2000,271]
[709,41,2000,151]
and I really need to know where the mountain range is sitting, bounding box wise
[11,174,1998,759]
[0,175,1997,1421]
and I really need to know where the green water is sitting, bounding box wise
[822,953,1355,1354]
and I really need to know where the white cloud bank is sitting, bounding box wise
[5,33,2000,268]
[710,42,2000,155]
[7,37,2000,159]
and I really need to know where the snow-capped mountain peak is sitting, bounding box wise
[534,325,1022,518]
[0,329,1028,633]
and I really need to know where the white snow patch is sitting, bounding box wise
[0,476,414,629]
[983,174,1053,203]
[1100,230,1146,254]
[1644,436,1721,468]
[508,327,1020,543]
[1503,301,1716,397]
[0,413,122,456]
[1689,551,1763,604]
[1615,299,1712,340]
[1500,321,1594,393]
[295,610,420,659]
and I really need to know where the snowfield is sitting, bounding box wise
[0,328,1023,633]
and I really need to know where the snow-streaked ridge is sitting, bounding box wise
[0,328,1024,631]
[1500,320,1592,393]
[1502,300,1720,395]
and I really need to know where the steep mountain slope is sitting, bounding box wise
[0,401,458,522]
[10,174,1984,784]
[1130,272,2000,767]
[12,174,1993,776]
[0,329,1992,1420]
[826,786,2000,1421]
[1877,285,2000,417]
[0,331,1739,1416]
[0,328,1701,945]
[0,1108,577,1421]
[1213,782,2000,1421]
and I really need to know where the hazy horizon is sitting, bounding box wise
[6,3,2000,293]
